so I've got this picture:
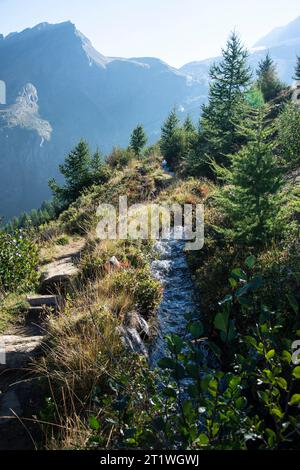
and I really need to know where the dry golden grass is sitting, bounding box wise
[156,177,215,206]
[34,273,131,449]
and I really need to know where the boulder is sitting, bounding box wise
[109,256,121,268]
[0,335,44,369]
[39,257,79,290]
[124,311,151,340]
[118,326,148,357]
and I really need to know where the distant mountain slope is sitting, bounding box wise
[2,17,300,220]
[0,22,207,220]
[181,16,300,83]
[254,15,300,48]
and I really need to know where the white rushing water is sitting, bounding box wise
[149,236,199,364]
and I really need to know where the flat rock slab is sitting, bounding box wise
[39,257,79,286]
[52,238,86,260]
[0,335,44,369]
[27,294,59,307]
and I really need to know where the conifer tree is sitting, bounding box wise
[256,53,285,102]
[49,139,92,207]
[183,115,196,133]
[130,125,147,156]
[277,102,300,173]
[18,212,32,229]
[201,32,252,169]
[90,150,111,184]
[160,109,180,167]
[29,209,40,226]
[41,201,56,219]
[213,106,283,245]
[293,56,300,81]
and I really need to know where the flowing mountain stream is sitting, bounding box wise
[149,236,199,364]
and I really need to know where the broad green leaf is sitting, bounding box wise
[89,416,100,431]
[266,349,275,360]
[166,334,183,354]
[282,350,292,363]
[157,357,177,370]
[229,277,238,289]
[292,366,300,379]
[208,379,218,397]
[229,376,241,389]
[236,396,247,410]
[214,311,230,333]
[266,428,276,448]
[244,336,257,348]
[258,391,269,405]
[189,321,204,339]
[245,255,256,269]
[220,320,237,343]
[201,374,213,392]
[270,406,284,420]
[289,394,300,406]
[275,377,287,390]
[196,433,209,446]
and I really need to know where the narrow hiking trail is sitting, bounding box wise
[149,165,200,364]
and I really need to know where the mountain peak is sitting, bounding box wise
[3,21,76,41]
[0,21,108,69]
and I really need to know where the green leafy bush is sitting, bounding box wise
[87,262,300,450]
[0,230,39,293]
[113,268,163,319]
[106,146,134,169]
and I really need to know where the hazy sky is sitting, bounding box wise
[0,0,300,67]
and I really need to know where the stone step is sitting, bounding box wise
[39,258,79,290]
[26,295,59,308]
[0,371,43,450]
[0,335,44,370]
[25,307,49,326]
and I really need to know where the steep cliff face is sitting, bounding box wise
[0,83,53,218]
[0,22,207,220]
[2,83,52,142]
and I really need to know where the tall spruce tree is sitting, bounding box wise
[90,150,111,184]
[49,139,92,208]
[213,106,283,246]
[130,124,147,156]
[277,102,300,173]
[293,56,300,81]
[201,32,252,170]
[183,115,196,133]
[256,53,284,102]
[160,109,180,167]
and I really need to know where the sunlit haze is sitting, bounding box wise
[1,0,300,67]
